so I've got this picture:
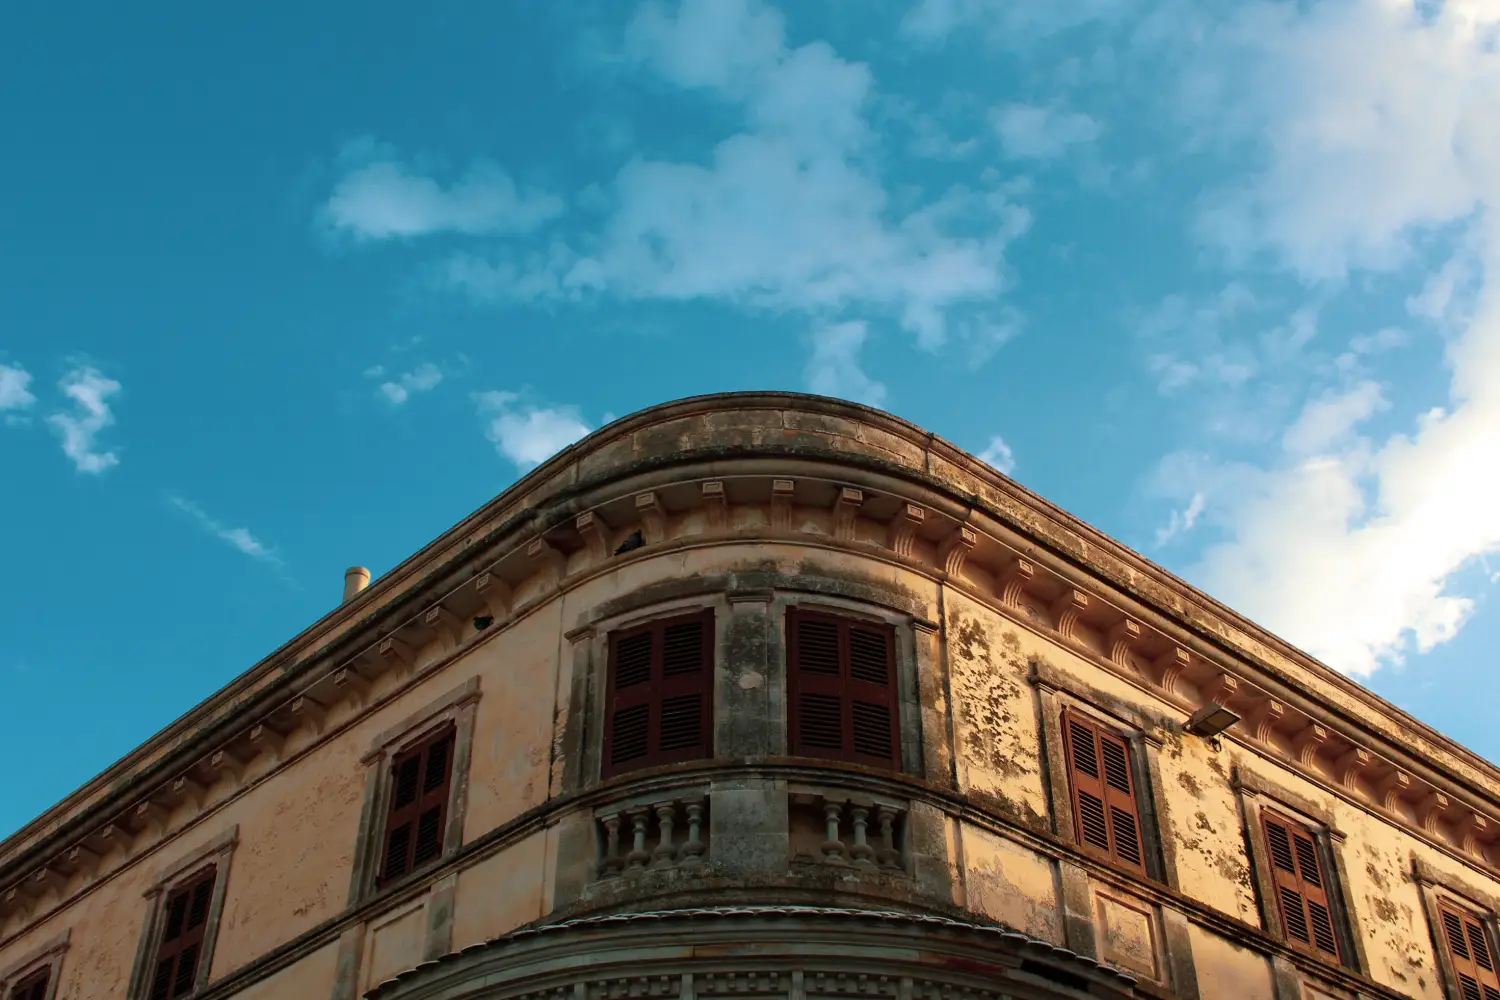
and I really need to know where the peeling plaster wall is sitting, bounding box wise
[449,831,549,953]
[944,592,1048,828]
[1153,729,1257,922]
[1188,923,1275,1000]
[225,942,338,1000]
[959,823,1061,944]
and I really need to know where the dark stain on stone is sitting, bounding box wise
[1177,772,1203,799]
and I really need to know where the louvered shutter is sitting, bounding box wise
[1062,711,1145,873]
[787,610,900,769]
[378,725,455,885]
[1440,902,1500,1000]
[602,610,713,778]
[148,865,216,1000]
[9,968,49,1000]
[1262,810,1341,961]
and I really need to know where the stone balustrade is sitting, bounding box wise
[789,789,906,873]
[596,796,708,878]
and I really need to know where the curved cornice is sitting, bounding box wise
[2,392,1496,891]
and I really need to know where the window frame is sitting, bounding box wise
[348,677,480,905]
[600,607,716,779]
[1059,707,1149,875]
[1259,807,1342,962]
[785,607,902,770]
[375,723,457,888]
[1233,772,1363,974]
[126,827,237,1000]
[0,929,67,1000]
[1435,897,1500,1000]
[1413,856,1500,1000]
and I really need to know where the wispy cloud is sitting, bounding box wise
[991,103,1101,160]
[0,362,36,426]
[474,391,592,469]
[321,138,565,242]
[1155,491,1205,547]
[370,362,444,404]
[47,367,120,474]
[977,436,1016,476]
[804,321,887,408]
[167,495,286,570]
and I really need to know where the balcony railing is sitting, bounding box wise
[789,789,907,873]
[596,794,709,878]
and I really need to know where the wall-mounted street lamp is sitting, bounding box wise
[1186,702,1241,751]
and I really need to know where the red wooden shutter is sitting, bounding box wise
[1440,902,1500,1000]
[601,610,713,778]
[1262,810,1340,961]
[1061,711,1145,874]
[787,610,900,769]
[9,968,49,1000]
[148,864,216,1000]
[378,725,456,885]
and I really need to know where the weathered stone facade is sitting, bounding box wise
[2,392,1499,1000]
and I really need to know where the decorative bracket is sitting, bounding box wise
[1154,647,1190,697]
[770,479,795,531]
[940,526,977,579]
[1380,769,1412,812]
[832,487,863,541]
[527,537,566,581]
[29,867,66,899]
[634,492,667,544]
[1457,812,1492,856]
[290,695,327,736]
[1294,723,1328,768]
[63,843,100,877]
[378,635,415,675]
[1050,589,1089,640]
[1201,671,1240,706]
[1107,619,1141,670]
[998,557,1035,607]
[888,503,925,558]
[474,570,512,619]
[702,481,728,529]
[333,666,371,709]
[1418,791,1450,836]
[424,604,466,650]
[576,510,611,562]
[1336,747,1371,788]
[1246,697,1285,743]
[209,748,245,786]
[133,801,168,838]
[170,776,206,811]
[249,723,284,765]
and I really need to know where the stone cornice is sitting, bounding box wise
[4,393,1499,923]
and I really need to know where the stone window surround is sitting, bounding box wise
[1411,855,1500,1000]
[1231,767,1368,987]
[125,825,238,1000]
[570,582,932,789]
[346,676,482,909]
[1028,659,1176,890]
[0,927,68,1000]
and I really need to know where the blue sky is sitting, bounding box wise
[3,0,1499,839]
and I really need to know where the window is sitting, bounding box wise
[378,724,456,886]
[148,865,216,1000]
[1061,710,1145,874]
[9,969,50,1000]
[602,609,713,778]
[1262,809,1340,961]
[786,609,899,769]
[1438,901,1500,1000]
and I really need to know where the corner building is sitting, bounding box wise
[5,393,1500,1000]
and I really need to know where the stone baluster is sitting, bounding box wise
[680,800,706,871]
[601,813,624,876]
[876,805,901,871]
[626,808,651,870]
[821,800,847,865]
[849,805,876,869]
[652,803,678,868]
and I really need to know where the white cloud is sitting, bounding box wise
[992,104,1101,159]
[167,495,284,568]
[47,367,120,474]
[901,0,1133,45]
[1154,491,1205,547]
[474,391,592,468]
[0,363,36,412]
[321,140,565,242]
[804,321,887,407]
[1159,1,1500,675]
[977,436,1016,475]
[376,362,443,404]
[452,0,1031,352]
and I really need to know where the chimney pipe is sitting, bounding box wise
[343,566,371,603]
